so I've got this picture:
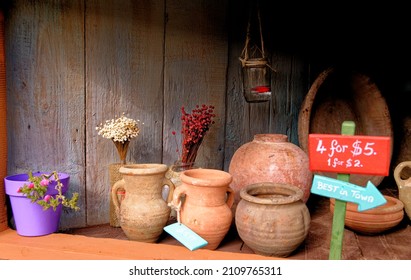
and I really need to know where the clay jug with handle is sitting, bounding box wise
[394,161,411,220]
[171,168,234,250]
[112,163,175,243]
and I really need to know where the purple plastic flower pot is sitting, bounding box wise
[4,172,70,236]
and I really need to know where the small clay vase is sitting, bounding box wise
[112,164,175,243]
[171,168,234,250]
[394,161,411,220]
[235,182,310,257]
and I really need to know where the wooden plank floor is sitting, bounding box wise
[66,182,411,260]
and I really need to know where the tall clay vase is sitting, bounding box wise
[235,182,310,257]
[112,164,175,243]
[172,168,234,250]
[229,134,312,217]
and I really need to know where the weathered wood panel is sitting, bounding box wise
[85,0,165,225]
[0,9,8,232]
[5,0,85,228]
[223,0,308,170]
[4,0,309,227]
[269,50,307,145]
[163,0,228,169]
[224,0,267,171]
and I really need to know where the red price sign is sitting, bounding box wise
[308,134,391,176]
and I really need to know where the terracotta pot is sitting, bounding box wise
[171,168,234,250]
[329,196,404,235]
[112,164,175,243]
[235,182,310,257]
[228,134,312,217]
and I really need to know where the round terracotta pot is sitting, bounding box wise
[229,134,312,217]
[235,182,310,257]
[172,168,234,250]
[329,195,404,235]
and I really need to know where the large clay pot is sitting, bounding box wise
[235,182,310,257]
[171,168,234,250]
[112,164,175,243]
[228,134,312,216]
[394,161,411,220]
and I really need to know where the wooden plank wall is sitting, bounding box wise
[5,0,86,228]
[4,0,308,228]
[85,0,166,226]
[224,0,308,169]
[162,0,228,169]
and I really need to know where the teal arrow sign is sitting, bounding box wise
[311,175,387,211]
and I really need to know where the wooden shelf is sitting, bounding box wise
[2,186,410,260]
[0,228,279,260]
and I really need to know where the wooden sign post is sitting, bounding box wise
[308,121,391,260]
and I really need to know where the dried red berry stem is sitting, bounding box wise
[179,104,215,163]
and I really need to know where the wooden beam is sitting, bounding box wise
[0,229,282,260]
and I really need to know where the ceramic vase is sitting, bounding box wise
[171,168,234,250]
[235,182,310,257]
[4,172,70,236]
[229,134,312,217]
[111,164,175,243]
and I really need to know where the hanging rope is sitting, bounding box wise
[239,1,275,71]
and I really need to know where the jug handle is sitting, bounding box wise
[112,179,125,213]
[169,184,187,224]
[226,186,235,209]
[171,184,186,207]
[394,161,411,188]
[163,178,176,203]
